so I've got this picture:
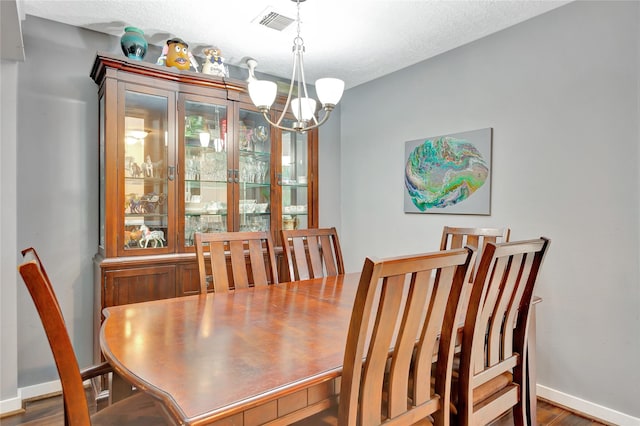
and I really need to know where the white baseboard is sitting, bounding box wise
[537,384,640,426]
[0,380,61,416]
[0,394,22,416]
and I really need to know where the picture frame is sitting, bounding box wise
[404,128,492,215]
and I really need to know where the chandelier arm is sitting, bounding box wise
[260,106,333,133]
[296,46,319,126]
[275,44,302,127]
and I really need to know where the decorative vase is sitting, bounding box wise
[120,27,147,60]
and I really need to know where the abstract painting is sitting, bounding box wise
[404,128,492,215]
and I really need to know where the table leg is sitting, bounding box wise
[109,370,134,404]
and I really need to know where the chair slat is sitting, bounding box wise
[389,271,430,415]
[488,253,524,366]
[362,275,405,425]
[307,235,324,278]
[292,237,311,280]
[248,239,269,287]
[319,234,338,277]
[210,241,229,293]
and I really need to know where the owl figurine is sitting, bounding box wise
[202,47,229,77]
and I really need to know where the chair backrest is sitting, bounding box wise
[440,226,510,282]
[280,227,345,281]
[194,231,279,293]
[18,247,92,425]
[456,238,550,425]
[339,247,475,426]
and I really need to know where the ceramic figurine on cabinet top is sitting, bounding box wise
[156,37,199,71]
[201,47,229,77]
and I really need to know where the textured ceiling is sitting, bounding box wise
[18,0,571,88]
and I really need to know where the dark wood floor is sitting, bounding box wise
[490,399,609,425]
[0,392,609,426]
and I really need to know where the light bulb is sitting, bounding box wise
[248,80,277,110]
[316,78,344,107]
[291,97,317,121]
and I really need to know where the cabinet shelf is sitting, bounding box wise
[239,149,270,158]
[185,211,227,216]
[185,179,227,184]
[239,182,270,188]
[125,176,167,183]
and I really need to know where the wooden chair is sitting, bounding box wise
[194,231,279,293]
[17,247,173,426]
[281,227,345,282]
[440,227,511,332]
[440,227,510,283]
[295,247,476,426]
[454,238,550,425]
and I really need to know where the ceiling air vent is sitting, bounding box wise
[253,7,294,31]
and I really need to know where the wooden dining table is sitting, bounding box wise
[100,272,540,426]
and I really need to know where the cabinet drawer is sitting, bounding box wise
[104,265,176,307]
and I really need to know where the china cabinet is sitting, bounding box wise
[90,52,318,361]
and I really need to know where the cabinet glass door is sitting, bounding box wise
[281,120,309,231]
[238,108,271,232]
[123,90,170,251]
[183,100,228,246]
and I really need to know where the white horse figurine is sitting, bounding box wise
[139,224,165,248]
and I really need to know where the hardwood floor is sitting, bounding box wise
[489,399,610,425]
[0,392,609,426]
[0,388,99,426]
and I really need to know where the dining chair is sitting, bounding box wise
[440,227,511,335]
[295,247,476,426]
[17,247,173,425]
[280,227,345,282]
[194,231,279,293]
[439,226,510,283]
[453,237,550,426]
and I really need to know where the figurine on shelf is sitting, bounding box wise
[124,229,142,248]
[143,155,154,177]
[139,224,165,248]
[201,47,228,77]
[140,192,166,212]
[156,37,199,72]
[130,161,142,177]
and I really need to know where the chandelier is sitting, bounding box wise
[247,0,344,133]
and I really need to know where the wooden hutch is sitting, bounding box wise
[90,52,319,365]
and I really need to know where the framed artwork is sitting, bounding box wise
[404,128,492,215]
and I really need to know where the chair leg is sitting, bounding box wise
[526,305,538,425]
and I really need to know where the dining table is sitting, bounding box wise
[100,272,540,426]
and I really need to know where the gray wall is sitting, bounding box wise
[14,17,113,385]
[318,106,342,230]
[1,60,19,402]
[339,0,639,418]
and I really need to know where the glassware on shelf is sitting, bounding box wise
[252,125,268,153]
